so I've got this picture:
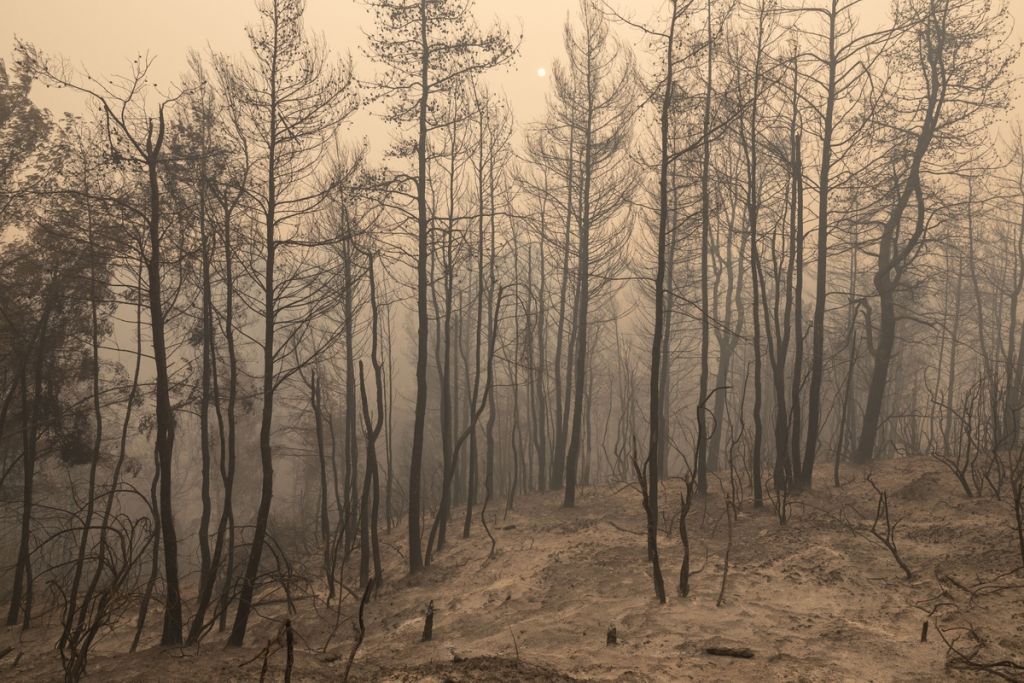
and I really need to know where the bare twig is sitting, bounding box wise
[342,578,374,683]
[717,498,733,607]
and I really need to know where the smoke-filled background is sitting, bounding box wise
[2,0,1024,680]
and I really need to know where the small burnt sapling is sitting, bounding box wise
[284,619,294,683]
[631,438,667,604]
[342,579,374,682]
[678,469,697,597]
[866,475,914,580]
[840,474,914,580]
[681,385,725,596]
[716,498,734,607]
[422,601,435,642]
[1011,447,1024,573]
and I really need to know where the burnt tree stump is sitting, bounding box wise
[421,601,435,642]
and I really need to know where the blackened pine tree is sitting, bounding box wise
[364,0,517,573]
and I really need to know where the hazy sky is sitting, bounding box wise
[6,0,620,128]
[6,0,1024,139]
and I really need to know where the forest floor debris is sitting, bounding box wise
[3,456,1023,681]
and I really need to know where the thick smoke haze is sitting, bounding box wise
[3,0,1024,681]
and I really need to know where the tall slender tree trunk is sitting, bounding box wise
[190,123,216,641]
[7,298,53,627]
[789,126,806,486]
[802,1,838,488]
[229,42,279,641]
[563,60,596,509]
[696,0,713,495]
[744,13,766,508]
[643,0,678,602]
[146,143,183,646]
[551,125,576,491]
[61,167,104,649]
[407,0,431,573]
[217,201,239,632]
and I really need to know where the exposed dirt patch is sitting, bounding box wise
[3,457,1022,681]
[355,655,579,682]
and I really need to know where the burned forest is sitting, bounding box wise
[2,0,1024,680]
